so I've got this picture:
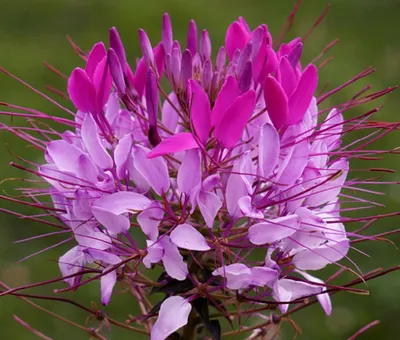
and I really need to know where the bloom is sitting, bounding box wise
[1,8,399,340]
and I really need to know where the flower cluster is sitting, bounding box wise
[1,9,399,340]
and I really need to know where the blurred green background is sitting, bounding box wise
[1,0,400,339]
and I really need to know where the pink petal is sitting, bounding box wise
[47,140,83,173]
[133,145,170,196]
[214,89,256,148]
[133,57,147,97]
[81,114,113,169]
[177,149,202,195]
[143,240,164,268]
[100,267,117,305]
[277,140,309,186]
[213,263,252,290]
[263,75,289,129]
[225,21,250,59]
[170,223,210,251]
[250,266,278,288]
[320,108,343,151]
[258,124,280,177]
[198,191,222,229]
[151,296,192,340]
[92,191,152,215]
[137,203,164,241]
[287,64,318,125]
[161,92,181,133]
[160,237,188,280]
[189,79,211,143]
[248,215,299,245]
[67,68,96,113]
[211,76,240,128]
[114,134,133,179]
[59,246,86,286]
[85,42,107,79]
[154,43,165,79]
[147,132,199,158]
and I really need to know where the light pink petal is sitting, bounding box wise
[292,239,350,271]
[225,21,250,59]
[277,140,309,186]
[320,108,343,151]
[92,56,112,112]
[93,191,152,214]
[177,149,202,195]
[161,92,181,133]
[212,263,252,290]
[170,223,210,251]
[287,64,318,125]
[143,240,164,268]
[238,196,263,219]
[87,249,120,265]
[91,206,130,233]
[68,68,96,113]
[211,76,241,128]
[248,215,299,245]
[47,140,83,173]
[258,124,280,177]
[276,56,297,97]
[114,134,133,179]
[298,271,332,315]
[137,203,164,241]
[59,246,86,286]
[161,237,188,280]
[250,266,278,288]
[226,161,248,217]
[147,132,199,158]
[273,278,322,313]
[81,114,113,169]
[100,267,117,305]
[133,145,170,196]
[189,79,211,143]
[151,296,192,340]
[85,42,107,79]
[263,75,289,129]
[214,89,256,148]
[198,191,222,229]
[306,158,349,207]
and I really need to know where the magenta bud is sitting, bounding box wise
[171,47,182,88]
[202,58,212,91]
[109,27,127,67]
[162,13,173,55]
[232,49,241,64]
[200,30,211,61]
[239,60,252,93]
[138,29,155,67]
[288,41,303,68]
[186,20,198,55]
[181,49,193,91]
[108,48,126,95]
[237,42,252,77]
[251,25,266,59]
[216,46,226,71]
[145,68,161,146]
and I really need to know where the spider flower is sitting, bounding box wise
[1,8,399,340]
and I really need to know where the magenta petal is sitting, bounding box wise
[186,20,198,55]
[287,64,318,125]
[133,57,147,98]
[211,75,240,128]
[67,68,96,113]
[248,215,299,245]
[154,43,165,79]
[109,27,127,67]
[177,149,202,195]
[162,13,173,54]
[258,124,280,177]
[148,132,199,158]
[214,89,256,148]
[133,145,170,196]
[277,56,297,97]
[100,267,117,305]
[225,21,250,59]
[81,114,113,169]
[151,296,192,340]
[263,75,289,129]
[189,79,211,143]
[138,29,155,66]
[170,223,210,251]
[108,48,126,94]
[85,42,107,79]
[92,56,112,112]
